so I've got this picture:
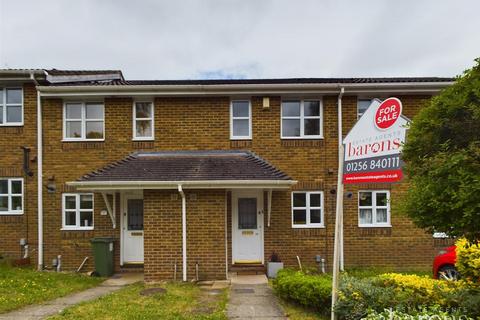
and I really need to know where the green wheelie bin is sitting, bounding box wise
[90,237,115,277]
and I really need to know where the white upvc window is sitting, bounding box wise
[133,101,154,140]
[291,191,324,228]
[62,193,94,230]
[358,190,391,227]
[0,178,24,215]
[230,100,252,140]
[281,99,323,139]
[63,102,104,141]
[0,88,23,126]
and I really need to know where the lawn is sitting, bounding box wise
[0,263,103,314]
[278,298,328,320]
[49,282,228,320]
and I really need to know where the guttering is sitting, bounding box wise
[36,81,454,97]
[178,185,187,282]
[67,179,297,191]
[31,71,44,270]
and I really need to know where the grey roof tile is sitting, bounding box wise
[78,150,292,182]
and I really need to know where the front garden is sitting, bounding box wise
[48,282,228,320]
[0,262,103,313]
[272,268,480,319]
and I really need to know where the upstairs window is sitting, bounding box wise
[62,193,94,230]
[292,191,324,228]
[133,102,154,140]
[281,100,322,139]
[0,88,23,126]
[230,100,252,140]
[0,178,23,215]
[357,99,372,119]
[64,102,104,141]
[358,190,390,227]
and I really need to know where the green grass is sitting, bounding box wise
[0,264,103,314]
[278,298,328,320]
[49,282,228,320]
[342,267,431,279]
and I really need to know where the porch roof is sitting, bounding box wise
[67,150,296,190]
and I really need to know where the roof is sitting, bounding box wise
[46,76,454,87]
[69,150,295,190]
[46,69,123,76]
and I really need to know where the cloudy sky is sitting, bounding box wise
[0,0,478,80]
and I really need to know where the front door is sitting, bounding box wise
[122,194,144,264]
[232,190,264,264]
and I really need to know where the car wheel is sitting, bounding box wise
[438,265,460,281]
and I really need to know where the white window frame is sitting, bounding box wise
[133,101,155,141]
[230,100,252,140]
[358,190,391,227]
[291,191,324,228]
[281,99,323,139]
[0,88,23,126]
[0,178,24,215]
[63,102,105,141]
[62,193,94,230]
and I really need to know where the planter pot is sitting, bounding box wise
[267,262,284,278]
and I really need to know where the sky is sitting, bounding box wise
[0,0,479,80]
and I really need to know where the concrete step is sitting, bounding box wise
[230,264,265,275]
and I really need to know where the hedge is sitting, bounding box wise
[272,269,480,319]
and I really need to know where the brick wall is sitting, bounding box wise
[144,189,226,282]
[0,91,450,279]
[0,83,38,263]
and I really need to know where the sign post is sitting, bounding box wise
[330,98,409,320]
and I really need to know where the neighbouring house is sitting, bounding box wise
[0,69,455,282]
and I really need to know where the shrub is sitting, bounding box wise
[335,276,399,320]
[362,306,474,320]
[377,273,462,306]
[272,269,332,314]
[334,273,475,320]
[456,238,480,281]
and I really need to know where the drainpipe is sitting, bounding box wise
[178,184,187,281]
[331,86,344,320]
[31,72,43,271]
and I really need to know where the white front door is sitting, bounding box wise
[232,190,264,264]
[122,194,144,264]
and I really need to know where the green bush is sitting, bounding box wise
[272,269,332,314]
[335,276,398,320]
[456,238,480,282]
[362,306,474,320]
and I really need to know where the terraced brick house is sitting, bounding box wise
[0,69,454,281]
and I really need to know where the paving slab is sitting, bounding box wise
[227,275,287,320]
[0,273,142,320]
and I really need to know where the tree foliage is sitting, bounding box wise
[401,58,480,242]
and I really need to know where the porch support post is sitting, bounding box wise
[178,185,187,282]
[101,192,116,229]
[267,189,272,227]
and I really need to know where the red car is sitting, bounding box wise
[433,245,460,280]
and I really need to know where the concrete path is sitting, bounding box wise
[0,273,143,320]
[227,275,287,320]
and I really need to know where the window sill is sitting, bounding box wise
[0,212,23,216]
[0,124,24,127]
[358,224,391,228]
[61,227,94,231]
[281,136,324,140]
[132,137,155,141]
[292,225,325,229]
[230,137,252,141]
[62,139,105,142]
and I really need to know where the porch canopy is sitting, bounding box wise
[67,150,296,191]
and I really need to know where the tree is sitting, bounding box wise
[401,58,480,242]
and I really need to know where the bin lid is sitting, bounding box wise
[90,237,115,243]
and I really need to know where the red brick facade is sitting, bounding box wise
[0,79,453,281]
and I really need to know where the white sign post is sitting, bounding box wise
[331,98,409,320]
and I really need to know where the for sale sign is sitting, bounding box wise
[343,98,409,184]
